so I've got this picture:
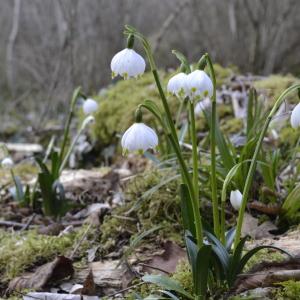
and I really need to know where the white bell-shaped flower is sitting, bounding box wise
[186,70,213,100]
[291,103,300,128]
[121,123,158,154]
[230,190,243,211]
[167,72,188,98]
[111,48,146,79]
[1,157,14,169]
[83,98,98,115]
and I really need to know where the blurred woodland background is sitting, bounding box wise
[0,0,299,129]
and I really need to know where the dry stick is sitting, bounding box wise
[137,262,170,275]
[0,220,36,228]
[69,223,91,260]
[21,213,36,231]
[106,282,145,298]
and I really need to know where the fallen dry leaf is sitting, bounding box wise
[9,256,74,291]
[248,200,281,215]
[141,241,186,274]
[81,269,96,296]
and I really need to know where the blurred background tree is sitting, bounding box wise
[0,0,299,129]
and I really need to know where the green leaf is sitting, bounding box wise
[225,227,236,251]
[35,157,51,176]
[281,185,300,224]
[159,290,180,300]
[195,245,212,297]
[180,184,196,236]
[38,172,55,216]
[142,275,194,299]
[246,87,255,139]
[51,151,60,180]
[227,236,248,287]
[204,230,230,271]
[237,245,292,278]
[11,174,24,202]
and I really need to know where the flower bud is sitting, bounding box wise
[83,98,98,115]
[291,103,300,128]
[1,157,14,169]
[230,190,242,211]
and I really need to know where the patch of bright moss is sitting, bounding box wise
[244,249,285,272]
[274,280,300,300]
[254,75,299,105]
[171,259,193,296]
[220,118,243,135]
[100,168,182,255]
[0,225,94,282]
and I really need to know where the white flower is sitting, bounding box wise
[194,97,211,115]
[121,123,158,153]
[1,157,14,169]
[111,48,146,79]
[186,70,213,100]
[291,103,300,128]
[230,190,243,211]
[167,72,188,98]
[83,98,98,115]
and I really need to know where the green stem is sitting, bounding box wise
[126,27,204,247]
[233,83,300,249]
[189,101,200,208]
[59,87,82,165]
[175,99,185,128]
[205,54,220,238]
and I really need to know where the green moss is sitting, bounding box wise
[254,75,299,105]
[220,118,243,134]
[100,168,182,255]
[171,259,193,296]
[0,225,94,282]
[274,280,300,299]
[244,249,285,272]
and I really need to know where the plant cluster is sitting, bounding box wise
[109,25,300,299]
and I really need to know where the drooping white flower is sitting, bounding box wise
[111,48,146,79]
[167,72,188,98]
[194,97,211,115]
[1,157,14,169]
[83,98,98,115]
[230,190,243,211]
[121,123,158,154]
[186,70,213,100]
[290,103,300,128]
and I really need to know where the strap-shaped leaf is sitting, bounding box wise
[204,230,230,271]
[195,244,212,297]
[142,275,194,299]
[237,245,292,277]
[225,227,236,251]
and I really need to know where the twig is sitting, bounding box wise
[21,213,36,231]
[137,262,170,275]
[69,223,91,260]
[0,220,36,228]
[106,282,145,298]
